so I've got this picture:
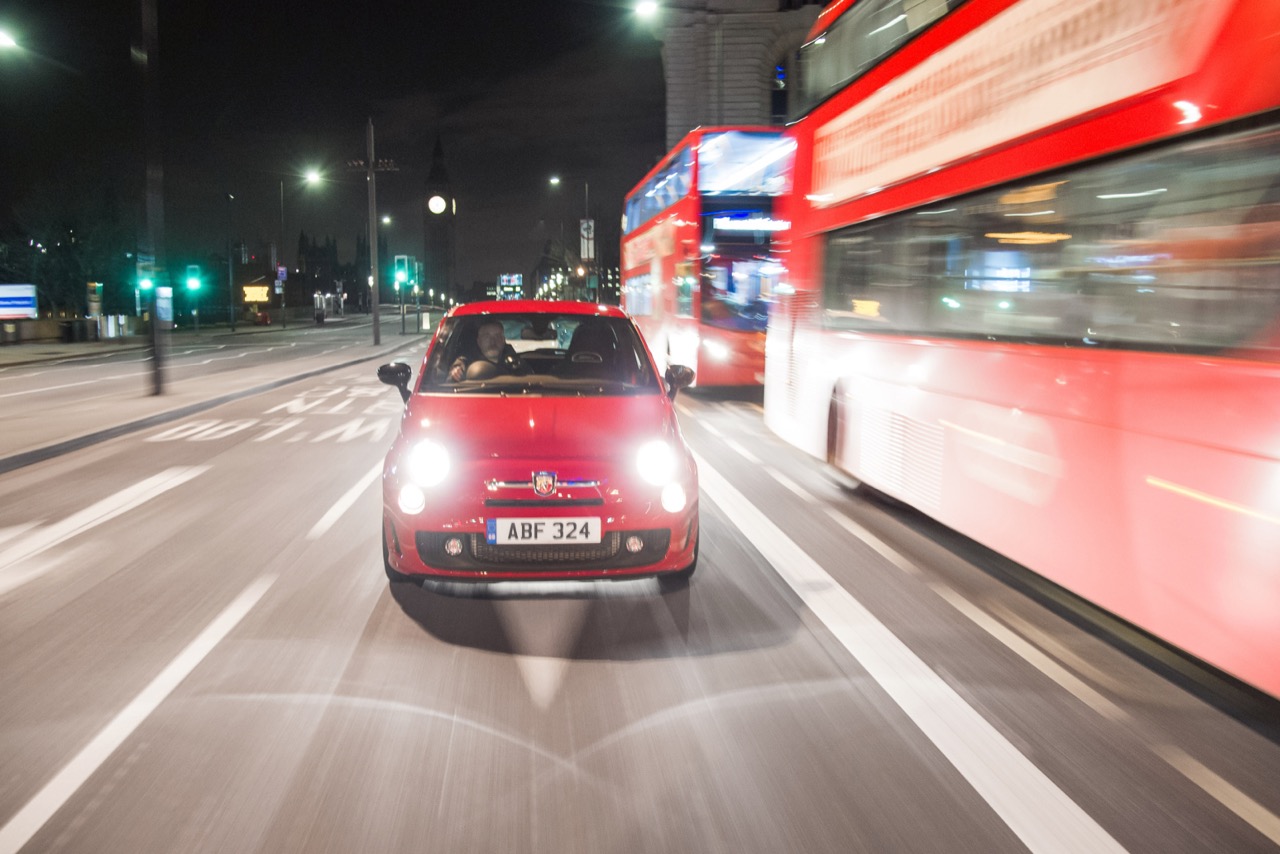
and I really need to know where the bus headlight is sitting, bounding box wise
[703,339,730,361]
[405,439,450,487]
[637,440,677,486]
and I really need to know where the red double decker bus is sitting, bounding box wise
[767,0,1280,698]
[621,127,795,387]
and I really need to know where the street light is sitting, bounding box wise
[0,30,18,49]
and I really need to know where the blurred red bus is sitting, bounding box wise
[767,0,1280,698]
[621,127,795,386]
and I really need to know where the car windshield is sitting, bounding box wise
[417,312,660,395]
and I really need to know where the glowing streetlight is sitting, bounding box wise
[635,1,658,20]
[0,30,18,49]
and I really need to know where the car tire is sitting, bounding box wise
[383,522,412,584]
[658,532,699,591]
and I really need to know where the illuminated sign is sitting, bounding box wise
[712,217,791,233]
[243,285,271,303]
[0,284,37,320]
[496,274,524,300]
[852,299,881,318]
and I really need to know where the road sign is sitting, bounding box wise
[277,265,288,281]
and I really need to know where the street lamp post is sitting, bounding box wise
[346,118,399,346]
[278,179,287,330]
[395,270,407,334]
[226,192,236,332]
[549,175,593,300]
[278,170,322,331]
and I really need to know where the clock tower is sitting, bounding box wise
[422,136,457,303]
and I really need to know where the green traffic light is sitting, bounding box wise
[139,278,154,290]
[187,277,201,290]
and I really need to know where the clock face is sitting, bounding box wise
[428,195,447,215]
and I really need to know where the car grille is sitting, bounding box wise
[472,532,621,564]
[415,529,671,572]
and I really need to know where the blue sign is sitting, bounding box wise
[0,285,38,320]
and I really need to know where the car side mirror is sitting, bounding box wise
[377,361,413,403]
[664,364,695,398]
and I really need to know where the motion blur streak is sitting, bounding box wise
[0,574,276,854]
[1146,476,1280,526]
[694,451,1127,854]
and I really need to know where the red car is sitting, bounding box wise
[377,300,699,586]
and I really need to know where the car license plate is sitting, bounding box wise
[486,517,601,545]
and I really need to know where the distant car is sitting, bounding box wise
[253,310,271,326]
[377,300,698,586]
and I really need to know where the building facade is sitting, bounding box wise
[649,0,824,149]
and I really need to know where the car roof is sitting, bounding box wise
[448,300,629,320]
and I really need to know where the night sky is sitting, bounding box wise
[0,0,667,289]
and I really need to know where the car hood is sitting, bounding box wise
[401,393,679,461]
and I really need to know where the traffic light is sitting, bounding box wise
[186,264,201,291]
[139,277,154,290]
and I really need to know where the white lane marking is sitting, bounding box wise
[0,467,211,598]
[695,452,1126,854]
[0,379,98,399]
[988,602,1142,699]
[931,583,1129,722]
[0,574,276,854]
[763,465,818,503]
[723,438,760,464]
[1154,744,1280,845]
[306,462,382,540]
[821,506,920,575]
[701,420,724,438]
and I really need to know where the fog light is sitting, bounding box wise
[661,482,686,513]
[444,537,463,557]
[625,535,644,553]
[398,484,426,515]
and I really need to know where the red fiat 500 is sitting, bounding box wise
[377,300,698,585]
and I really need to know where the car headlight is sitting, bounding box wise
[637,440,677,486]
[661,482,686,513]
[398,485,426,515]
[405,439,450,487]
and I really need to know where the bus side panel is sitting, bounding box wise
[816,333,1280,698]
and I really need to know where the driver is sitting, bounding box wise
[448,320,526,381]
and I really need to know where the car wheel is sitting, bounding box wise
[383,521,411,584]
[658,532,699,591]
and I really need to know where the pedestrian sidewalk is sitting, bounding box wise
[0,316,358,369]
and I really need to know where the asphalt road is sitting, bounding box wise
[0,333,1277,853]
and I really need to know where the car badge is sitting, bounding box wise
[533,471,557,497]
